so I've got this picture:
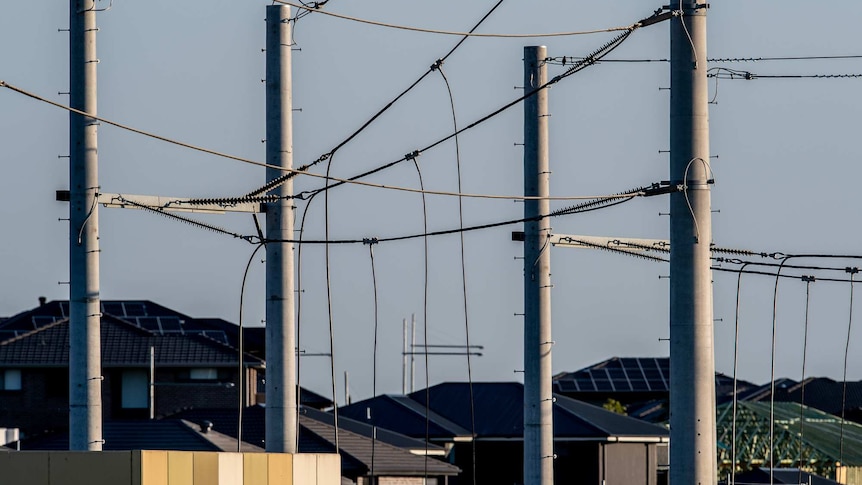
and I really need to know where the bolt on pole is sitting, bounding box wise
[69,0,103,452]
[265,4,297,453]
[523,45,554,485]
[669,2,717,484]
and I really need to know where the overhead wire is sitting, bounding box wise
[289,9,671,201]
[273,0,639,37]
[435,61,478,485]
[730,262,751,485]
[323,153,340,453]
[237,242,265,452]
[797,275,814,485]
[245,0,506,199]
[366,239,379,480]
[840,268,858,465]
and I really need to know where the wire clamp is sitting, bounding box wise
[362,238,379,246]
[404,150,420,161]
[430,59,444,71]
[801,275,816,282]
[846,267,859,275]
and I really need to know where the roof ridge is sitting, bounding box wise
[0,317,69,345]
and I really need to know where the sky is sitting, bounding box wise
[2,1,862,404]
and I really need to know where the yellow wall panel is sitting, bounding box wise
[140,451,168,485]
[315,454,341,485]
[192,452,219,485]
[243,453,268,485]
[268,453,293,485]
[216,452,243,484]
[167,451,194,485]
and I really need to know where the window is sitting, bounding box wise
[1,370,22,391]
[190,368,218,380]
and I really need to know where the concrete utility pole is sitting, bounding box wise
[669,3,716,484]
[69,0,102,452]
[265,4,297,453]
[523,46,553,485]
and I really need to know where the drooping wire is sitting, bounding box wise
[323,154,340,453]
[770,255,789,482]
[797,275,815,485]
[840,268,858,464]
[301,26,640,200]
[730,262,751,485]
[244,0,506,199]
[274,0,640,38]
[409,153,432,481]
[294,191,319,451]
[436,62,478,485]
[238,242,265,451]
[366,239,379,480]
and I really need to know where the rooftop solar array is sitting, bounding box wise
[554,357,670,393]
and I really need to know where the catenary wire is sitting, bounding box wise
[237,242,265,452]
[435,62,478,485]
[409,155,432,481]
[294,190,320,451]
[797,275,814,485]
[245,0,506,198]
[273,0,640,37]
[840,268,858,465]
[0,81,617,203]
[730,262,751,485]
[323,154,340,453]
[306,26,641,200]
[366,240,379,479]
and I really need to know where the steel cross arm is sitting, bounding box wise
[57,190,264,214]
[549,233,670,253]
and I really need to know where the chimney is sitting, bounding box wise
[199,420,213,434]
[38,296,47,306]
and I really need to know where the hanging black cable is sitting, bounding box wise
[435,62,479,485]
[238,243,265,451]
[245,0,507,199]
[797,275,815,485]
[730,262,751,485]
[840,268,858,464]
[366,239,380,480]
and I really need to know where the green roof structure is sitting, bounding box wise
[717,401,862,477]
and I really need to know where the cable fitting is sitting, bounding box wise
[430,59,444,71]
[362,238,379,246]
[404,150,420,161]
[846,267,859,275]
[801,275,816,282]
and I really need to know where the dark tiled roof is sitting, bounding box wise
[0,301,265,357]
[19,420,221,451]
[339,394,472,440]
[0,315,262,367]
[172,405,459,478]
[750,377,862,416]
[410,382,668,440]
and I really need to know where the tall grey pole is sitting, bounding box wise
[669,3,716,484]
[69,0,102,452]
[265,4,297,453]
[523,45,553,485]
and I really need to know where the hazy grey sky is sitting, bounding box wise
[2,1,862,402]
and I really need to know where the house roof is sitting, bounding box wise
[343,382,668,442]
[553,357,758,397]
[413,382,668,440]
[748,377,862,416]
[338,394,472,441]
[729,468,840,485]
[172,405,459,478]
[0,300,265,357]
[17,420,227,451]
[0,314,263,368]
[717,401,862,467]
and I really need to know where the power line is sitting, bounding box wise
[544,54,862,64]
[244,0,506,199]
[707,67,862,80]
[273,0,642,38]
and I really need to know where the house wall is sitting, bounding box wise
[0,367,258,434]
[599,442,660,485]
[0,369,68,433]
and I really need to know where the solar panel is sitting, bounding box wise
[102,302,125,317]
[202,330,229,344]
[59,302,70,317]
[124,302,147,317]
[159,317,183,332]
[136,317,161,331]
